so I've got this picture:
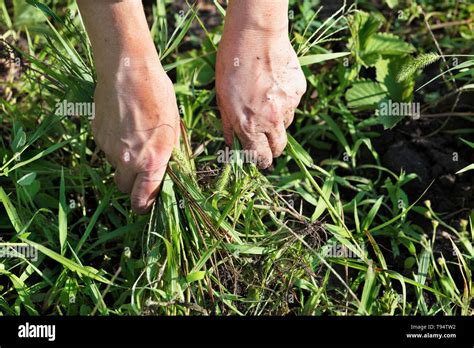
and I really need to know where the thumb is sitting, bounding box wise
[130,164,168,214]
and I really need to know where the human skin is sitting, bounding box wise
[77,0,180,214]
[216,0,307,169]
[77,0,306,214]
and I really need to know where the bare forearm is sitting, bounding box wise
[225,0,289,35]
[77,0,159,79]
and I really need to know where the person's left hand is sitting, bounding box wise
[216,31,306,169]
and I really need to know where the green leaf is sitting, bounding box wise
[375,57,414,102]
[362,33,415,66]
[224,244,270,255]
[456,163,474,174]
[20,238,113,285]
[377,97,404,129]
[404,256,416,269]
[213,0,226,17]
[362,196,384,231]
[17,172,36,186]
[345,79,388,109]
[312,176,334,221]
[358,261,377,314]
[287,134,314,167]
[11,127,26,152]
[319,114,352,157]
[460,138,474,149]
[58,168,67,256]
[0,186,23,233]
[385,0,399,9]
[299,52,350,66]
[350,11,382,52]
[75,189,113,254]
[25,0,62,23]
[4,136,78,174]
[0,269,39,315]
[186,271,206,283]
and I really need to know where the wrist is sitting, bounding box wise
[95,48,161,81]
[78,0,160,79]
[96,58,169,88]
[224,0,289,36]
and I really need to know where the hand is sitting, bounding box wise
[77,0,180,214]
[216,3,306,169]
[93,64,180,214]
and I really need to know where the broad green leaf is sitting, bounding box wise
[345,79,388,109]
[362,33,415,66]
[377,97,404,129]
[17,172,36,186]
[186,271,206,283]
[375,57,414,102]
[11,127,26,152]
[385,0,399,9]
[350,11,382,51]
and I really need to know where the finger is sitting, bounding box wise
[266,122,288,158]
[237,130,273,169]
[218,105,234,146]
[114,165,136,194]
[105,153,118,168]
[222,114,234,146]
[130,165,167,214]
[283,109,295,129]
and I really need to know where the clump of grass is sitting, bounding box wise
[137,141,317,315]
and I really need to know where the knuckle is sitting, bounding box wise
[284,112,295,128]
[239,119,255,135]
[136,152,168,172]
[267,112,281,127]
[296,75,307,96]
[243,105,257,117]
[267,99,281,113]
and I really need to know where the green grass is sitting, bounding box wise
[0,0,472,315]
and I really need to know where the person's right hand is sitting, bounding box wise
[92,64,180,214]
